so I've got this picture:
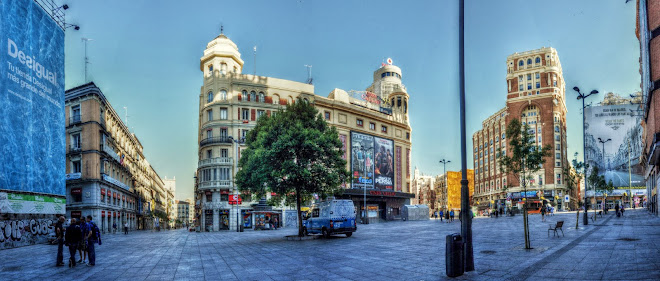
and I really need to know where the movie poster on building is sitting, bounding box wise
[0,0,65,195]
[374,137,394,189]
[396,146,402,192]
[584,103,645,188]
[339,134,347,160]
[350,132,374,189]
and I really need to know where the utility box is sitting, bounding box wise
[446,233,464,277]
[401,205,430,221]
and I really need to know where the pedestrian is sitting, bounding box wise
[450,210,455,222]
[621,205,625,216]
[439,210,444,222]
[55,216,65,267]
[273,217,278,230]
[434,211,437,219]
[85,215,100,266]
[78,217,87,264]
[65,218,82,267]
[113,222,117,234]
[615,204,620,217]
[124,221,128,235]
[541,205,546,222]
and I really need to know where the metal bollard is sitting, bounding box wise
[446,233,464,277]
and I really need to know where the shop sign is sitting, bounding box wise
[71,211,81,217]
[71,188,82,195]
[102,211,105,217]
[369,190,396,197]
[229,194,242,205]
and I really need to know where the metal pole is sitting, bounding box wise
[458,0,474,271]
[582,97,589,225]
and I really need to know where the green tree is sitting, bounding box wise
[565,155,586,228]
[497,118,552,249]
[235,98,350,237]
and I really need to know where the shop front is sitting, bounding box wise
[204,210,213,232]
[339,189,414,222]
[254,211,281,230]
[219,209,230,230]
[241,209,253,229]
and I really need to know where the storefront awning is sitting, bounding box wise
[342,189,415,198]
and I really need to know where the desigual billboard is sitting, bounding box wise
[0,0,65,195]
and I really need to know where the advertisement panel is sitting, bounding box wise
[584,104,645,188]
[0,192,65,214]
[350,132,374,189]
[374,137,394,189]
[396,146,402,192]
[0,0,65,195]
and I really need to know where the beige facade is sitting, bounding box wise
[195,32,413,230]
[472,47,573,212]
[65,82,168,231]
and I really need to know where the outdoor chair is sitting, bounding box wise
[548,221,564,237]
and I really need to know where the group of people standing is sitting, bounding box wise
[54,215,102,268]
[432,210,455,222]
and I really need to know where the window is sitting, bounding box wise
[258,92,265,102]
[381,125,388,133]
[208,64,213,75]
[207,91,213,103]
[324,111,331,120]
[535,72,540,80]
[556,144,560,150]
[220,108,227,120]
[381,73,386,78]
[242,129,249,139]
[250,91,256,102]
[556,153,560,159]
[555,135,560,141]
[397,97,402,107]
[538,175,543,185]
[241,90,247,101]
[205,193,212,202]
[386,72,391,76]
[519,84,524,91]
[536,82,540,89]
[527,58,532,65]
[219,90,227,100]
[71,133,81,149]
[206,149,212,159]
[557,174,562,185]
[366,122,375,130]
[71,105,81,121]
[242,109,249,120]
[220,128,228,138]
[356,119,363,127]
[527,83,532,90]
[206,129,212,139]
[519,60,524,67]
[556,161,561,167]
[273,95,280,105]
[527,74,532,80]
[257,110,265,119]
[535,57,541,64]
[406,132,410,140]
[221,194,228,202]
[220,63,227,74]
[72,160,81,173]
[207,110,213,121]
[221,149,228,158]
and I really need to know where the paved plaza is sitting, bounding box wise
[0,209,658,281]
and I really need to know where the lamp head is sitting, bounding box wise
[573,86,580,92]
[63,4,69,10]
[590,90,599,95]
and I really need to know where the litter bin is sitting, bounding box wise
[240,225,244,232]
[446,233,464,277]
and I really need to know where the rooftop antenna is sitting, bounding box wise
[253,46,257,76]
[305,65,313,84]
[81,38,93,82]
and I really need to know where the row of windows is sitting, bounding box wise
[205,148,229,159]
[200,167,231,182]
[381,72,402,79]
[518,57,541,67]
[206,89,295,105]
[356,118,388,133]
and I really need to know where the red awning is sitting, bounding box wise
[102,211,105,217]
[71,188,82,195]
[101,189,106,195]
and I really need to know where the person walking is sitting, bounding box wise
[124,222,128,235]
[65,218,82,267]
[439,210,444,222]
[449,210,455,222]
[85,215,100,266]
[273,217,278,230]
[615,204,620,217]
[541,205,546,222]
[621,205,625,216]
[55,216,65,267]
[78,217,87,264]
[112,222,117,234]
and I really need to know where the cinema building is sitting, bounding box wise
[195,31,414,231]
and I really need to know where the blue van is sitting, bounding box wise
[302,199,357,238]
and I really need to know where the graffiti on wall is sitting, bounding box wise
[0,218,55,248]
[284,210,298,228]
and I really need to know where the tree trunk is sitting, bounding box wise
[575,209,580,229]
[296,189,303,237]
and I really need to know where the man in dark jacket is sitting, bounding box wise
[65,218,82,267]
[55,216,65,266]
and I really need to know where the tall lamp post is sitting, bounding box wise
[229,136,244,232]
[573,86,598,225]
[439,159,450,212]
[598,137,611,215]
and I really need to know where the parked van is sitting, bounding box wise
[302,199,357,238]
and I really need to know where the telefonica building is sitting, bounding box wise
[194,31,414,231]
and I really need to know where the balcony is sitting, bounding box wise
[198,157,233,168]
[100,144,121,163]
[66,172,81,181]
[199,136,232,147]
[198,180,231,190]
[68,115,81,126]
[103,174,130,191]
[69,145,82,153]
[203,201,230,210]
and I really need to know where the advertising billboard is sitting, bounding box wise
[584,104,644,188]
[0,0,65,195]
[350,132,374,189]
[373,137,394,189]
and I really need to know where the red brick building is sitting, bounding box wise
[473,47,575,212]
[638,0,660,216]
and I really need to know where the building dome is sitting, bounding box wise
[200,33,244,71]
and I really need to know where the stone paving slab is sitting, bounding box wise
[0,209,658,280]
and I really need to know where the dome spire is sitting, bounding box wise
[220,24,224,34]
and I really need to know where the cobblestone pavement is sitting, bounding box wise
[0,209,658,280]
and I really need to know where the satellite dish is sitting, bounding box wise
[387,58,393,65]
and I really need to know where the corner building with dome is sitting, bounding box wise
[194,32,414,231]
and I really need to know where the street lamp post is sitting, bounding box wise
[439,159,450,212]
[573,86,598,225]
[598,137,611,216]
[229,136,244,232]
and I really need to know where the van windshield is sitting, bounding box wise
[333,201,354,217]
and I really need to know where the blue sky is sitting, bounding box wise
[62,0,640,200]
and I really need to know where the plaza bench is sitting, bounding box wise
[548,221,564,237]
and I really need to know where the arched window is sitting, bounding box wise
[527,59,532,65]
[219,90,227,100]
[250,91,256,102]
[207,91,213,103]
[241,90,247,101]
[535,57,541,64]
[258,92,265,103]
[272,94,280,105]
[519,60,524,67]
[403,100,407,113]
